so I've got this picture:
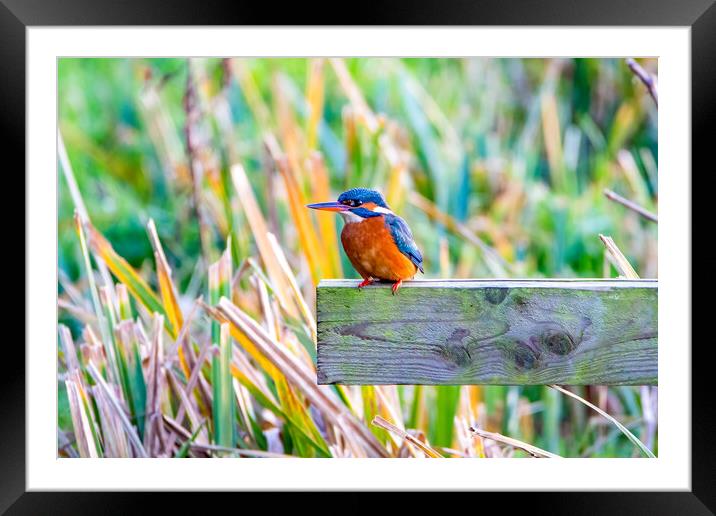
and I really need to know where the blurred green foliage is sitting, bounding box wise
[59,58,657,282]
[58,57,658,457]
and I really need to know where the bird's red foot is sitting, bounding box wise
[391,280,403,295]
[357,278,374,290]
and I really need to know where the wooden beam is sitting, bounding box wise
[316,279,657,385]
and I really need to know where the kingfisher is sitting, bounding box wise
[307,188,423,295]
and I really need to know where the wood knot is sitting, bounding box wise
[512,340,542,370]
[438,329,472,367]
[541,328,576,356]
[484,288,508,305]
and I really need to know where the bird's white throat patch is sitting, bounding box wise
[340,211,364,224]
[340,205,395,224]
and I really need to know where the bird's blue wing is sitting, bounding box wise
[385,214,424,273]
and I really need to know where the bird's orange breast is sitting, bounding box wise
[341,216,418,281]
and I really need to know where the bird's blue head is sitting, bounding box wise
[337,188,388,209]
[307,188,391,221]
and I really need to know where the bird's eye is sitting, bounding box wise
[343,199,361,207]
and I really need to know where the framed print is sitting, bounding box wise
[5,0,714,512]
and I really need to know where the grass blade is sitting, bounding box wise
[469,426,561,458]
[147,219,184,333]
[306,152,343,278]
[603,188,658,223]
[266,233,317,344]
[59,324,80,374]
[229,163,299,318]
[144,315,166,456]
[92,382,130,457]
[306,58,325,151]
[372,416,442,458]
[84,221,174,337]
[432,386,460,448]
[74,214,119,384]
[87,362,148,457]
[214,297,388,457]
[540,93,566,194]
[599,234,639,279]
[65,374,100,458]
[116,283,133,320]
[115,320,147,438]
[209,244,236,448]
[59,130,113,290]
[265,134,328,282]
[550,385,655,458]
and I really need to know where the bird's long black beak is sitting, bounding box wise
[306,201,349,212]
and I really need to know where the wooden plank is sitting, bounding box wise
[316,279,657,385]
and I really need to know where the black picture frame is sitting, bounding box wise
[5,0,713,512]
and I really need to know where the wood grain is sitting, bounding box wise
[316,279,657,385]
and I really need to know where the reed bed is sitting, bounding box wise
[57,57,658,458]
